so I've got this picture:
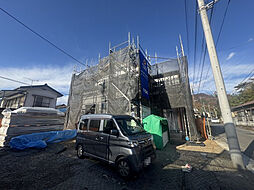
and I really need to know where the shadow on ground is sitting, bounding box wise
[0,140,254,190]
[244,139,254,159]
[210,124,225,137]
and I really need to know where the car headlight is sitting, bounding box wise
[128,140,139,147]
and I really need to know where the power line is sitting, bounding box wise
[196,31,205,88]
[202,0,231,88]
[224,39,254,51]
[0,7,86,67]
[204,38,252,75]
[192,0,198,87]
[184,0,190,56]
[195,8,210,91]
[231,68,254,94]
[215,0,231,47]
[197,46,207,93]
[0,75,30,85]
[148,56,176,60]
[240,68,254,84]
[197,3,215,93]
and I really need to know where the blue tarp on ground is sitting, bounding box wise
[9,130,77,150]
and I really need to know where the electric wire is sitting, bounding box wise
[192,0,198,88]
[231,68,254,94]
[184,0,190,56]
[0,7,86,67]
[197,3,215,93]
[215,0,231,47]
[239,68,254,84]
[196,32,205,89]
[201,0,231,90]
[197,47,207,93]
[0,75,30,86]
[149,56,176,60]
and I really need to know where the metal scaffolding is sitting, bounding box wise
[64,36,198,140]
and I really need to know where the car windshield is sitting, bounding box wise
[115,117,145,135]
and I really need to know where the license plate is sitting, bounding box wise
[144,157,151,166]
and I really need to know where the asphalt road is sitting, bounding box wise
[211,124,254,160]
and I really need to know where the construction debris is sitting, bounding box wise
[9,130,76,150]
[181,163,192,173]
[186,141,206,147]
[1,107,64,127]
[0,107,65,147]
[176,140,224,154]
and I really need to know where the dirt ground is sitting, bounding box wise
[0,140,254,190]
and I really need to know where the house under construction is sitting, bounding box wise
[64,35,198,140]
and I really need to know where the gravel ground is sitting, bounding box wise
[0,140,254,190]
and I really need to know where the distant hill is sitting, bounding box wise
[193,93,220,117]
[229,82,254,107]
[193,81,254,117]
[194,93,218,107]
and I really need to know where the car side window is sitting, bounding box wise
[89,119,100,132]
[79,119,88,130]
[103,119,117,135]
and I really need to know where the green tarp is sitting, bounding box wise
[143,114,169,149]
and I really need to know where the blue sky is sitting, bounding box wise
[0,0,253,104]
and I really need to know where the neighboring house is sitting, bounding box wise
[56,104,67,113]
[232,100,254,127]
[0,84,63,109]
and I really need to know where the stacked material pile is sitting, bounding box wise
[0,107,65,147]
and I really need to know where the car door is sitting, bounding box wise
[86,119,101,155]
[92,119,109,160]
[96,119,120,161]
[77,119,90,152]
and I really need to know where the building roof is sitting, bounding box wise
[0,90,26,98]
[0,84,63,98]
[17,84,63,97]
[232,100,254,111]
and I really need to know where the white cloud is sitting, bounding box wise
[57,95,69,105]
[248,38,253,42]
[226,52,235,61]
[190,62,254,94]
[0,64,74,105]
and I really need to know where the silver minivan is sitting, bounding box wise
[76,114,156,178]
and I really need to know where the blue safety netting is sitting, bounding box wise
[9,130,77,150]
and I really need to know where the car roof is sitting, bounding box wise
[113,115,133,119]
[80,114,133,120]
[81,114,113,119]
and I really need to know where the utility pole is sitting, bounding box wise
[208,104,211,116]
[197,0,244,168]
[191,88,195,108]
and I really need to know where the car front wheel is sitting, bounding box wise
[77,144,85,159]
[116,158,132,179]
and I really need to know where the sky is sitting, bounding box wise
[0,0,253,105]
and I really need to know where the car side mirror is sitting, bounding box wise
[110,129,119,136]
[75,122,79,130]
